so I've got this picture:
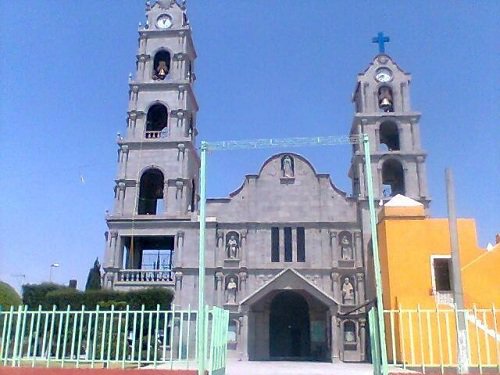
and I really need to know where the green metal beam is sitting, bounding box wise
[197,141,208,375]
[363,134,389,374]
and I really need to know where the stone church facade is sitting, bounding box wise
[102,0,430,362]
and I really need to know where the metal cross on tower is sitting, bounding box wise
[372,32,390,53]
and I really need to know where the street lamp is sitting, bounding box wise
[49,263,60,283]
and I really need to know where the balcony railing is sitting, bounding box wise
[117,269,174,283]
[144,130,163,139]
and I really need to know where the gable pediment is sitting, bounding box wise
[240,268,338,308]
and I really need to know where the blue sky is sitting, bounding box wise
[0,1,498,291]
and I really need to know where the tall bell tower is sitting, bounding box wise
[349,33,429,205]
[103,0,199,288]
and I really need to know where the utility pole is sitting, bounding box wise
[445,168,469,373]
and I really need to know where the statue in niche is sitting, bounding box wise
[226,233,240,259]
[281,155,294,178]
[340,234,353,260]
[341,277,355,305]
[225,277,238,304]
[153,60,169,80]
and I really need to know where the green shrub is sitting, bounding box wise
[22,283,67,308]
[26,284,174,310]
[0,281,22,309]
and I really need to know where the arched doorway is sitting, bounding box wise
[269,291,310,359]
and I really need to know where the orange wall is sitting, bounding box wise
[377,206,500,366]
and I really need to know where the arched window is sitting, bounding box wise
[152,50,171,80]
[382,159,405,197]
[138,169,165,215]
[379,121,400,151]
[146,104,168,138]
[378,86,394,112]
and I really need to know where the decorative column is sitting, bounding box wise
[416,155,427,197]
[119,145,129,178]
[354,232,362,267]
[116,182,126,215]
[108,231,119,267]
[359,319,367,361]
[239,314,249,361]
[240,229,248,266]
[175,272,183,306]
[329,231,337,267]
[176,231,185,267]
[175,179,184,214]
[215,271,224,306]
[239,268,248,293]
[356,273,365,304]
[331,309,340,361]
[331,272,339,300]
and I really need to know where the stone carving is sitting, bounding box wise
[281,155,294,178]
[225,276,238,304]
[339,233,353,260]
[341,277,355,305]
[344,321,356,343]
[226,232,240,259]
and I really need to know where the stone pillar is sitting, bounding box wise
[329,231,337,267]
[107,231,118,267]
[175,179,184,214]
[176,231,185,267]
[215,272,224,307]
[357,163,366,199]
[331,272,339,300]
[356,273,365,304]
[416,155,427,197]
[239,314,249,361]
[118,145,128,178]
[116,182,126,215]
[240,230,248,265]
[175,271,183,306]
[331,312,340,361]
[239,269,248,293]
[359,319,367,361]
[354,232,362,267]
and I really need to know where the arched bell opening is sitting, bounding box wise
[138,169,165,215]
[378,85,394,113]
[146,104,168,138]
[379,121,400,151]
[381,159,405,197]
[152,50,171,80]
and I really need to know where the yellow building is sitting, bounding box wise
[376,194,500,368]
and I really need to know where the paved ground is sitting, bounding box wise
[225,360,424,375]
[225,360,375,375]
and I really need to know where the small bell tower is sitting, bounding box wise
[349,33,429,205]
[103,0,199,286]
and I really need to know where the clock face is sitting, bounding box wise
[375,68,393,82]
[156,14,173,29]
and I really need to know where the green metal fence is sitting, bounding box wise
[383,305,500,374]
[0,304,228,373]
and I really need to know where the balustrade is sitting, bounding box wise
[118,269,173,283]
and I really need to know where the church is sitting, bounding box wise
[102,0,430,362]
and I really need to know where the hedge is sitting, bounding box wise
[23,284,174,310]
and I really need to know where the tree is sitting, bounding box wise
[85,257,102,291]
[0,281,22,309]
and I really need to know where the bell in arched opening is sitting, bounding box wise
[378,86,394,112]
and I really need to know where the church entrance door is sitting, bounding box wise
[269,291,310,359]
